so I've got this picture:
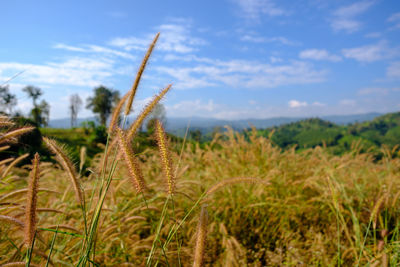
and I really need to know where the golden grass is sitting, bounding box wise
[155,120,175,195]
[24,153,40,247]
[1,33,400,266]
[116,127,146,193]
[43,137,83,205]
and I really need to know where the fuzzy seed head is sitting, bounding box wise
[193,205,208,267]
[155,120,175,195]
[126,84,172,141]
[0,126,34,144]
[43,137,83,205]
[25,153,40,247]
[116,128,146,193]
[124,32,160,116]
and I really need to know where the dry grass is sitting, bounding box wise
[1,33,400,266]
[0,125,399,266]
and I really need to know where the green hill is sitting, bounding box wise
[257,112,400,156]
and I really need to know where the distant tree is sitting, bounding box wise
[39,100,50,127]
[22,85,49,126]
[69,94,83,128]
[86,86,119,126]
[0,85,17,115]
[23,86,42,107]
[189,129,202,142]
[30,100,50,127]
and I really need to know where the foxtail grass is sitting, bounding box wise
[124,32,160,116]
[24,153,40,247]
[43,137,83,205]
[155,120,175,195]
[0,126,34,144]
[193,205,208,267]
[116,127,146,193]
[126,84,172,140]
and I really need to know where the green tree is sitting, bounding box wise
[22,85,49,126]
[0,85,17,115]
[23,86,42,107]
[86,86,119,126]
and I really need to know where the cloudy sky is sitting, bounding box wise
[1,0,400,120]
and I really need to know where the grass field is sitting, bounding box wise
[1,123,400,266]
[1,33,399,267]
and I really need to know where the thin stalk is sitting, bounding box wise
[147,196,170,266]
[45,225,59,267]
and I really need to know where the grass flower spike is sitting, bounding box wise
[155,120,175,195]
[116,127,146,193]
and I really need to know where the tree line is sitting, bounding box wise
[0,84,166,129]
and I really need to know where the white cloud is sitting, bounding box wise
[342,41,396,62]
[387,12,400,30]
[288,100,308,108]
[53,43,136,60]
[241,34,298,45]
[233,0,287,22]
[299,49,341,62]
[169,99,217,114]
[156,59,326,90]
[0,57,115,87]
[339,99,356,106]
[108,22,206,54]
[358,87,389,95]
[364,32,381,38]
[387,61,400,78]
[312,101,326,107]
[331,1,374,33]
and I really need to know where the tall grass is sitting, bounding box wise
[0,34,400,266]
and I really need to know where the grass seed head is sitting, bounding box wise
[193,205,209,267]
[0,126,34,144]
[155,120,175,195]
[124,32,160,116]
[126,84,172,140]
[43,137,83,205]
[24,153,40,247]
[116,128,146,193]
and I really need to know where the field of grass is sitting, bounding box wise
[1,122,400,266]
[1,33,399,267]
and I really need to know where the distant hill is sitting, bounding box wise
[49,112,382,134]
[257,112,400,155]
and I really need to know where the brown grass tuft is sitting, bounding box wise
[0,214,25,228]
[116,128,146,193]
[124,32,160,116]
[1,262,39,267]
[126,84,172,141]
[155,120,175,195]
[0,126,34,144]
[204,177,270,199]
[43,137,83,205]
[193,205,208,267]
[24,153,40,247]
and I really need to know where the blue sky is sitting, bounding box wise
[1,0,400,120]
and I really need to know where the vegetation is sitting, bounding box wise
[0,33,399,266]
[86,86,120,126]
[256,113,400,157]
[22,86,50,127]
[69,94,83,128]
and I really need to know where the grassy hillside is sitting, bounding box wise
[257,112,400,156]
[1,124,400,266]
